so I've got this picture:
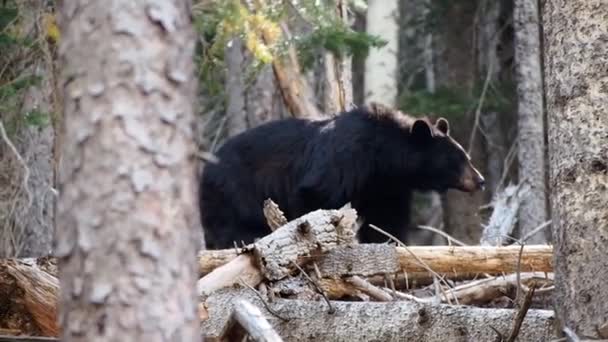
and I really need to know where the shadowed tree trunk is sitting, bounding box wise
[514,0,547,244]
[478,0,506,199]
[544,0,608,338]
[56,0,200,341]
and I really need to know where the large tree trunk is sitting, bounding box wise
[514,0,548,244]
[56,1,200,341]
[364,0,398,106]
[544,0,608,338]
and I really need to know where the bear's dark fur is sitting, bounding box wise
[199,103,484,249]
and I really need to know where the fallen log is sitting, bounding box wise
[197,207,358,296]
[199,244,553,278]
[201,288,556,341]
[0,258,59,337]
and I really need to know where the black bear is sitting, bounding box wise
[199,103,484,249]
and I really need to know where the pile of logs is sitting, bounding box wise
[0,203,556,341]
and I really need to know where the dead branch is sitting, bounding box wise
[481,182,531,246]
[263,199,288,231]
[345,276,393,301]
[197,253,264,297]
[506,285,537,342]
[232,300,283,342]
[436,272,552,305]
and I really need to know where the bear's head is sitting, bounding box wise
[409,117,485,193]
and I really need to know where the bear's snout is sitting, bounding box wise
[458,163,485,192]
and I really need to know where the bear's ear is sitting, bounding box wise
[435,117,450,135]
[410,119,433,141]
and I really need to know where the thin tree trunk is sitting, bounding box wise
[56,1,200,341]
[478,0,506,198]
[245,65,286,127]
[321,0,353,114]
[364,0,398,106]
[225,37,248,137]
[544,0,608,338]
[514,0,547,244]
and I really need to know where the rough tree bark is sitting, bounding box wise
[56,0,200,341]
[514,0,548,244]
[544,0,608,338]
[364,0,398,106]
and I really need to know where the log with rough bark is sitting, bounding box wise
[197,207,358,296]
[0,259,58,337]
[198,244,553,277]
[200,288,556,341]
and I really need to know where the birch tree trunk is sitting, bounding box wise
[544,0,608,338]
[514,0,548,244]
[364,0,398,106]
[56,0,200,341]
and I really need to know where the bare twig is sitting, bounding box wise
[506,286,536,342]
[369,224,458,304]
[497,138,518,191]
[291,262,334,314]
[468,56,494,154]
[515,242,525,303]
[520,220,552,244]
[417,225,467,246]
[346,276,393,301]
[195,150,219,164]
[239,278,289,322]
[0,120,32,209]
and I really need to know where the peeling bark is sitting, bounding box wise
[544,0,608,338]
[56,1,200,341]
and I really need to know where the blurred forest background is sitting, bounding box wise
[0,0,549,256]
